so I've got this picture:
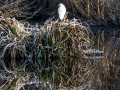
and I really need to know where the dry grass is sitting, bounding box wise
[0,12,93,89]
[0,12,93,59]
[1,0,120,25]
[30,0,120,25]
[0,0,41,20]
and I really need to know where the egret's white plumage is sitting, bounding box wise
[58,3,66,20]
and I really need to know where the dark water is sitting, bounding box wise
[26,20,44,25]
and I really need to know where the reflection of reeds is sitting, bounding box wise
[0,57,94,90]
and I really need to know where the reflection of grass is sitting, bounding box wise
[4,58,92,90]
[0,13,93,89]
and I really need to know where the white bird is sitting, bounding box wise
[58,3,66,21]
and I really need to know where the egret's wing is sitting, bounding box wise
[58,6,62,16]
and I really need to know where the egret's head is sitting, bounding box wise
[58,3,64,7]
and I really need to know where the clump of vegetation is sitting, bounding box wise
[0,12,92,59]
[0,12,93,89]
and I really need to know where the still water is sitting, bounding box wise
[27,20,44,25]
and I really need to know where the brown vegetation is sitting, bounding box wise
[26,0,120,25]
[0,0,41,19]
[1,0,120,25]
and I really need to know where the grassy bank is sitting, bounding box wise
[36,0,120,26]
[0,0,120,26]
[1,0,120,25]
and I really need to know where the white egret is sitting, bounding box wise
[58,3,66,21]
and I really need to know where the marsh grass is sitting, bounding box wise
[0,0,42,20]
[0,12,93,89]
[1,0,120,25]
